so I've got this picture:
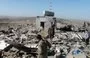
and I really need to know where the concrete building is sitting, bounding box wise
[36,11,56,34]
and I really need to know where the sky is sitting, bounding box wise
[0,0,90,20]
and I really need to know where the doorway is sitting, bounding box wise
[40,22,45,29]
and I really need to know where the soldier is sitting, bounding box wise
[82,30,89,45]
[48,22,55,39]
[36,34,51,58]
[85,30,90,45]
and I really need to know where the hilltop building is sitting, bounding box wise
[36,11,56,36]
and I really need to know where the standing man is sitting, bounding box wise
[85,30,90,45]
[48,22,55,39]
[83,30,89,45]
[36,34,51,58]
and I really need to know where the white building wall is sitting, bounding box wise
[36,16,54,32]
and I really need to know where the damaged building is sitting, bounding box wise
[36,11,56,33]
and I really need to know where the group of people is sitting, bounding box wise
[0,21,90,58]
[33,22,90,58]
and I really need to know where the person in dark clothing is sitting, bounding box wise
[84,30,90,45]
[48,27,54,39]
[48,22,55,39]
[86,38,89,45]
[86,31,90,45]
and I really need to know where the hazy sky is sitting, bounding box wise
[0,0,90,20]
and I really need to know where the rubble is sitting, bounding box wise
[0,18,89,58]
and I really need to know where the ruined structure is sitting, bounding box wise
[36,11,56,35]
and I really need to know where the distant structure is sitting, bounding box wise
[36,0,56,37]
[43,11,54,17]
[36,11,56,35]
